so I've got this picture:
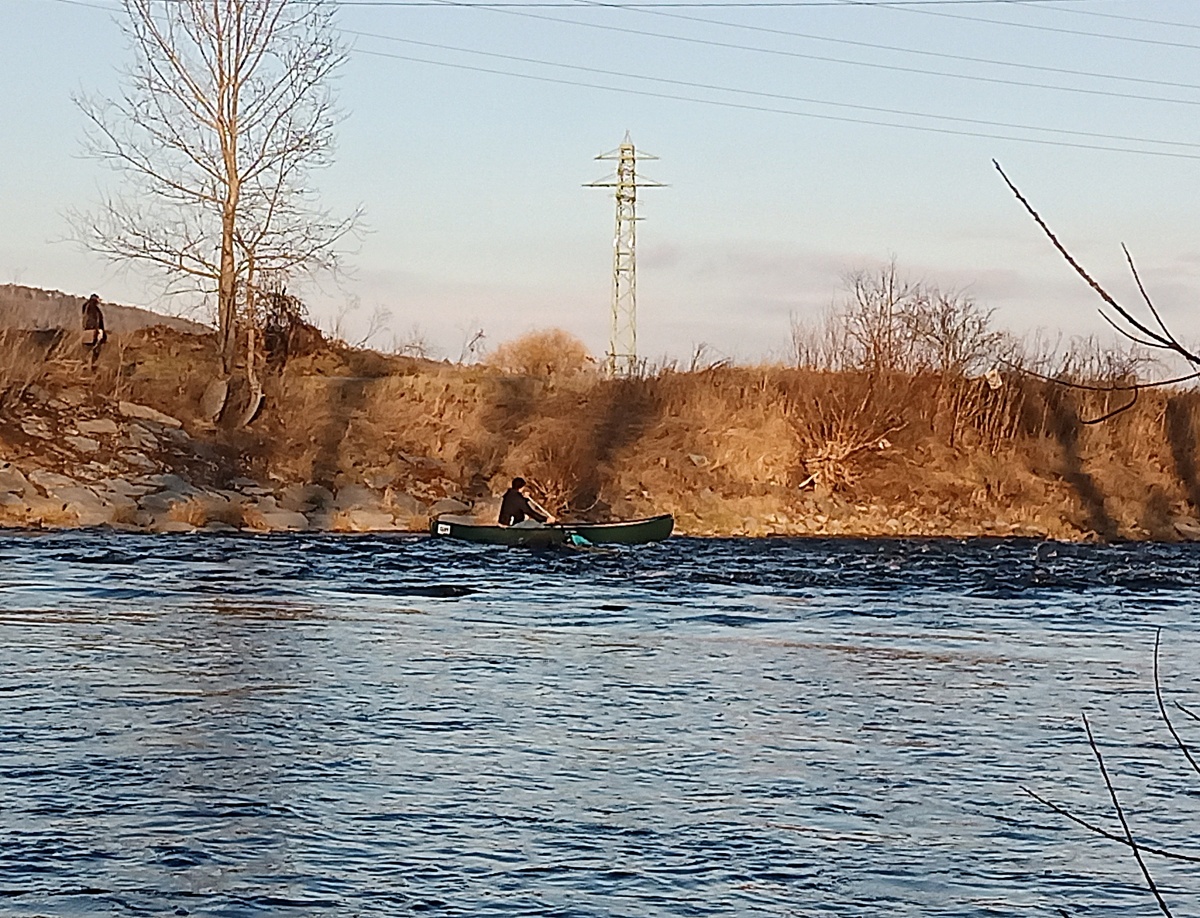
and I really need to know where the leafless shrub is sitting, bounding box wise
[792,261,1011,378]
[776,372,906,492]
[487,329,595,378]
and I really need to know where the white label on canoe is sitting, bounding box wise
[436,522,451,535]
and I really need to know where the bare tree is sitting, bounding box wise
[73,0,359,371]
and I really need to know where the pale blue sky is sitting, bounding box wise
[4,0,1200,362]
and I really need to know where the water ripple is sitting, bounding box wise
[0,532,1198,915]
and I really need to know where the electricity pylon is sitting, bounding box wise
[586,132,664,376]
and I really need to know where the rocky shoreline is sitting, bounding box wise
[0,385,461,534]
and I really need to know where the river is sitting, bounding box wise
[1,532,1198,916]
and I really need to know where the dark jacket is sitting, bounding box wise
[499,487,547,526]
[82,298,105,332]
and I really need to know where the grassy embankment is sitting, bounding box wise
[3,320,1199,539]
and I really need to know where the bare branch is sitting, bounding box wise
[1153,628,1200,779]
[1081,713,1173,918]
[1022,786,1200,863]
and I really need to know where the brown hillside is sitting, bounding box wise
[2,321,1198,539]
[0,285,208,336]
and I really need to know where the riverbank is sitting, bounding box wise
[2,321,1199,540]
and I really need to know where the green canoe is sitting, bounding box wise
[429,513,674,547]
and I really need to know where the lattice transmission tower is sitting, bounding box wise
[586,132,664,376]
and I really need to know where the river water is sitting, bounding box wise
[1,533,1198,917]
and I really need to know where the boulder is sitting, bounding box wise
[202,521,239,533]
[76,418,119,436]
[118,401,183,428]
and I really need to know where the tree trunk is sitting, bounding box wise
[219,199,238,373]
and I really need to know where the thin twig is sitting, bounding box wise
[1022,787,1200,863]
[1082,713,1173,917]
[994,161,1176,353]
[1154,628,1200,779]
[997,358,1200,394]
[1079,388,1139,425]
[1174,700,1200,724]
[1123,246,1182,352]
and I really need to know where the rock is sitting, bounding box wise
[387,491,427,517]
[365,471,395,490]
[430,498,471,516]
[1175,518,1200,541]
[305,510,336,531]
[118,401,183,428]
[342,508,397,532]
[20,417,53,440]
[687,453,709,467]
[0,465,31,496]
[119,451,157,470]
[202,521,239,533]
[199,378,229,421]
[123,425,158,452]
[64,436,101,453]
[255,509,309,532]
[59,389,88,407]
[334,485,380,511]
[229,477,263,489]
[280,483,334,513]
[139,473,193,492]
[138,490,190,514]
[95,477,152,498]
[56,487,120,527]
[24,495,73,525]
[77,418,119,436]
[28,469,79,493]
[154,520,198,533]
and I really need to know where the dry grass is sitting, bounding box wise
[5,319,1200,540]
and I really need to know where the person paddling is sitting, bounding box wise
[498,477,553,526]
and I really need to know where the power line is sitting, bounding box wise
[355,45,1200,160]
[562,0,1200,95]
[843,0,1200,52]
[348,29,1200,151]
[403,0,1200,108]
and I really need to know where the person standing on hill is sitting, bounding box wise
[498,477,551,526]
[81,294,107,348]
